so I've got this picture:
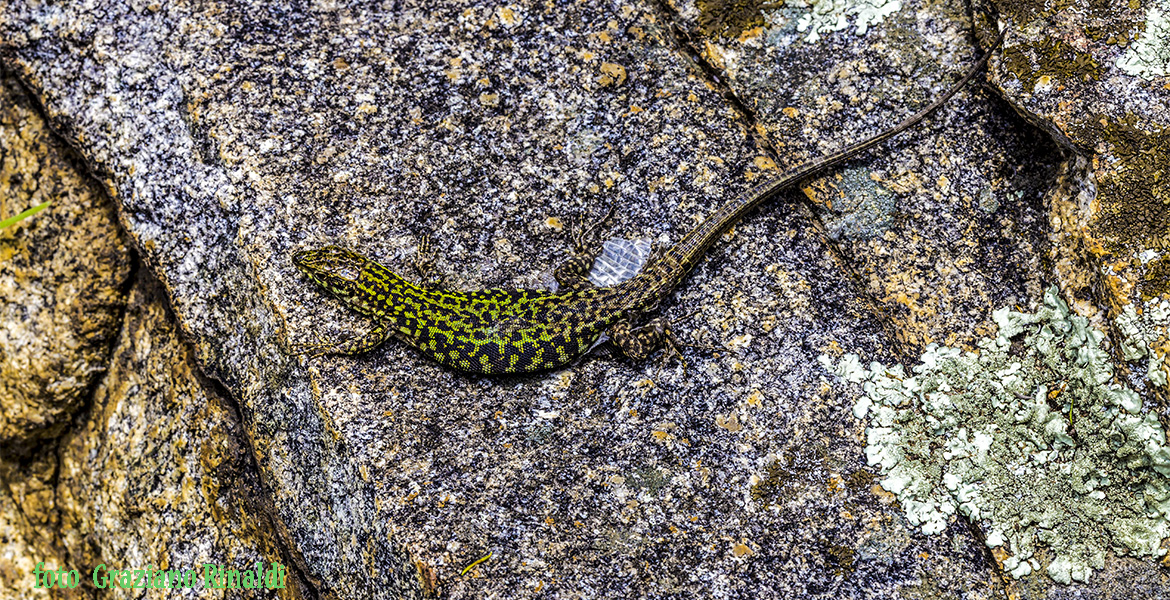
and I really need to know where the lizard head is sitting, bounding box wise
[293,245,367,296]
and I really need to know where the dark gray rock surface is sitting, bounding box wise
[1,0,1167,598]
[671,0,1059,355]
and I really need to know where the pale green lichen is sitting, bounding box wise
[792,0,902,43]
[1116,298,1170,388]
[821,287,1170,584]
[1116,1,1170,80]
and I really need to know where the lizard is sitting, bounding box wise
[293,32,1005,375]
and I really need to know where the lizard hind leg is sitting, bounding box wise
[610,313,722,374]
[610,316,693,375]
[609,317,675,361]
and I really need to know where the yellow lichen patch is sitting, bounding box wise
[1145,255,1170,300]
[496,5,522,27]
[871,484,897,503]
[715,412,742,432]
[800,178,842,209]
[1001,36,1101,93]
[697,0,770,39]
[879,285,939,348]
[1083,114,1170,252]
[598,62,627,87]
[737,26,765,41]
[752,155,776,171]
[878,169,923,195]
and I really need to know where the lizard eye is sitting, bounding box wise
[331,264,362,281]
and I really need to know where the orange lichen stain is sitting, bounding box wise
[871,484,897,503]
[737,26,765,41]
[782,107,799,119]
[598,62,626,86]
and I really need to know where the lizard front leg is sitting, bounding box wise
[297,322,390,358]
[553,255,596,291]
[552,204,617,291]
[412,236,446,289]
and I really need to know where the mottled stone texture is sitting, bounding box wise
[671,0,1059,354]
[0,69,131,448]
[54,274,306,599]
[1,275,309,599]
[976,0,1170,318]
[1,0,1167,598]
[0,454,60,599]
[0,66,300,599]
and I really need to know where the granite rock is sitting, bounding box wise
[977,0,1170,317]
[54,274,308,599]
[672,0,1060,355]
[1,0,1167,598]
[0,67,300,599]
[0,68,131,449]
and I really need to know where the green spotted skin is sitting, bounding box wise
[293,35,1001,374]
[294,247,631,373]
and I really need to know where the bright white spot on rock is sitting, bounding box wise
[1117,2,1170,80]
[793,0,903,43]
